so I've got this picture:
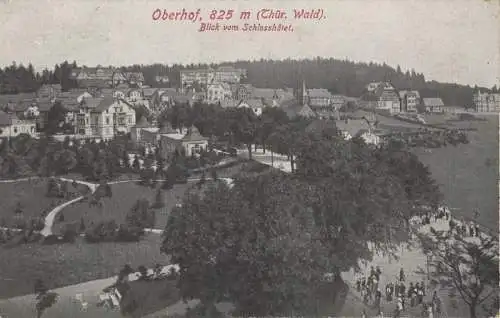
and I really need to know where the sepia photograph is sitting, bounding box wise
[0,0,498,317]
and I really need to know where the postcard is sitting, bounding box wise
[0,0,498,317]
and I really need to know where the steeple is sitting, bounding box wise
[301,80,308,105]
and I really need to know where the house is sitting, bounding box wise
[297,81,333,107]
[0,111,37,138]
[280,99,316,119]
[374,83,401,113]
[423,98,444,113]
[231,84,254,101]
[76,96,136,139]
[473,91,500,113]
[123,72,145,87]
[335,118,382,145]
[126,89,143,102]
[399,90,420,112]
[70,67,127,88]
[214,66,246,83]
[237,99,264,116]
[159,125,208,159]
[179,68,214,92]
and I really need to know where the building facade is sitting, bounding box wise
[160,126,208,159]
[76,96,136,139]
[473,92,500,113]
[399,90,420,112]
[423,98,445,113]
[206,83,232,103]
[0,111,37,138]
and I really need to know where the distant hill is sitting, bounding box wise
[1,58,496,107]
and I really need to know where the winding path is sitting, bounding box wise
[40,178,98,237]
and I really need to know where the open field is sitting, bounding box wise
[0,178,86,227]
[0,234,167,299]
[53,182,196,233]
[413,115,499,232]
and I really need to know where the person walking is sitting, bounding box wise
[420,281,426,297]
[375,288,382,312]
[386,283,392,302]
[409,282,415,307]
[361,309,367,318]
[399,268,405,282]
[356,278,361,292]
[416,283,424,305]
[376,266,382,280]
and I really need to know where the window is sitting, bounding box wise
[106,117,110,125]
[14,127,18,133]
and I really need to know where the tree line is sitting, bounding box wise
[3,58,497,107]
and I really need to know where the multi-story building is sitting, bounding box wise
[70,67,128,88]
[473,91,500,113]
[76,96,136,139]
[179,68,214,92]
[123,72,145,87]
[213,66,247,83]
[399,90,420,112]
[206,83,232,103]
[374,83,401,113]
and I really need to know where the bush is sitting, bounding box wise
[116,224,144,242]
[61,223,79,243]
[84,220,119,243]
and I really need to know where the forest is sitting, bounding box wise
[0,58,497,107]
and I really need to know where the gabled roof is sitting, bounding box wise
[423,98,444,107]
[307,88,332,99]
[239,99,264,109]
[298,104,316,118]
[305,119,337,134]
[142,88,158,97]
[182,126,208,142]
[335,119,371,138]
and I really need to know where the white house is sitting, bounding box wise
[76,96,136,139]
[237,99,264,116]
[0,111,37,138]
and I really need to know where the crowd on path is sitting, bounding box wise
[354,204,489,318]
[356,266,442,318]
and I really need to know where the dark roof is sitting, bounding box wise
[80,97,104,109]
[94,96,117,112]
[0,111,18,126]
[142,88,158,97]
[0,93,37,106]
[182,126,208,142]
[423,98,444,107]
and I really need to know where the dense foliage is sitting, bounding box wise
[162,120,442,315]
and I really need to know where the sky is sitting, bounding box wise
[0,0,498,87]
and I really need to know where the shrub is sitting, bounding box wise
[84,220,119,243]
[61,223,79,243]
[116,224,143,242]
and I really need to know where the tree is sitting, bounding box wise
[132,155,141,172]
[162,174,329,315]
[418,228,499,318]
[46,101,67,135]
[126,198,154,230]
[229,108,258,159]
[152,188,165,208]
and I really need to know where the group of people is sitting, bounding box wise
[355,267,443,318]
